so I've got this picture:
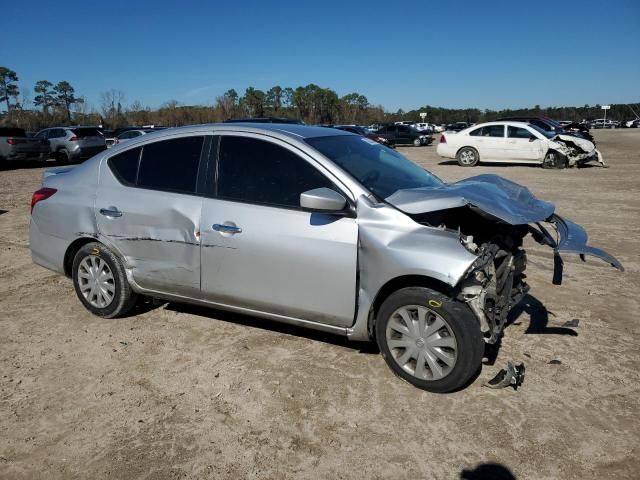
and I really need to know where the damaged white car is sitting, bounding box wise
[29,124,622,393]
[437,121,606,168]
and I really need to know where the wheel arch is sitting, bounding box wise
[456,145,479,157]
[367,274,453,340]
[63,236,100,277]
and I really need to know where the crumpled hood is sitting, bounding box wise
[386,174,555,225]
[552,134,595,153]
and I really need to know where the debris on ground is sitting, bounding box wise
[484,362,526,390]
[562,319,580,328]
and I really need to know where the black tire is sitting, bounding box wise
[456,147,479,167]
[57,148,71,164]
[375,287,484,393]
[72,242,137,318]
[413,138,422,147]
[542,150,567,169]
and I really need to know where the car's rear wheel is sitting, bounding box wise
[456,147,479,166]
[72,242,137,318]
[542,150,567,169]
[376,287,484,393]
[57,148,71,164]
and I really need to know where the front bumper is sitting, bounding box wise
[535,214,624,284]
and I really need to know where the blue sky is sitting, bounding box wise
[2,0,639,112]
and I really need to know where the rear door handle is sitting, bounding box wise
[99,207,123,218]
[212,223,242,234]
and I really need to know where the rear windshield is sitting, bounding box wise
[71,128,102,137]
[0,128,26,137]
[306,135,442,199]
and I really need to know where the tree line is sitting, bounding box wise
[1,66,638,131]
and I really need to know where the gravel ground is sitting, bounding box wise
[0,128,638,479]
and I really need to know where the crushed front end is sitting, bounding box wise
[412,207,623,344]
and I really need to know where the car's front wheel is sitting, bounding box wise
[376,287,484,393]
[542,150,567,169]
[413,138,422,147]
[72,242,137,318]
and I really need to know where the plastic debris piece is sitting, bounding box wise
[484,362,525,390]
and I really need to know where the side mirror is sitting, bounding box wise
[300,187,347,212]
[529,136,537,142]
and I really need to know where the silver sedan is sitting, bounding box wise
[29,124,623,392]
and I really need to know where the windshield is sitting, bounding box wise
[528,123,555,139]
[306,135,442,199]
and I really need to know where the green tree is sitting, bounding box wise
[34,80,56,115]
[54,81,82,122]
[0,67,19,113]
[242,87,266,116]
[266,86,283,112]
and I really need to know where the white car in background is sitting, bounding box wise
[437,121,606,168]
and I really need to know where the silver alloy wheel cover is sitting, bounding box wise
[460,149,476,164]
[77,255,115,308]
[385,305,458,381]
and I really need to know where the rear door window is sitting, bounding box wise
[485,125,505,137]
[108,147,141,185]
[217,136,334,208]
[137,136,204,194]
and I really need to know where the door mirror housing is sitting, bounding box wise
[300,187,347,212]
[529,136,537,142]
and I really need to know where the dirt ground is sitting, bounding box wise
[1,129,638,480]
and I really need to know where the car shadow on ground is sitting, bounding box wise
[0,210,7,216]
[459,462,516,479]
[161,301,379,354]
[437,160,541,168]
[483,294,578,366]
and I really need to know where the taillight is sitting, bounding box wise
[68,136,79,142]
[31,188,57,214]
[7,138,24,145]
[440,134,447,143]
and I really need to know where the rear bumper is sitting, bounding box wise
[30,218,67,275]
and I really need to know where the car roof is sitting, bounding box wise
[104,124,352,153]
[462,121,534,130]
[152,123,352,140]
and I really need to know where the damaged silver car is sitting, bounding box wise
[29,124,623,392]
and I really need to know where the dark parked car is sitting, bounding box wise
[332,125,394,147]
[224,117,305,124]
[374,124,432,146]
[497,116,594,143]
[444,123,469,132]
[0,127,50,162]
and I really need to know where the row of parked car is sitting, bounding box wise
[0,125,168,163]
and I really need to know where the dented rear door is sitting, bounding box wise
[96,135,208,297]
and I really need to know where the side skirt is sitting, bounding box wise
[126,274,350,337]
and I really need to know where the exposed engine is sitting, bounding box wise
[413,207,531,343]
